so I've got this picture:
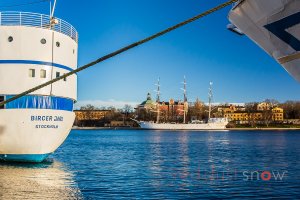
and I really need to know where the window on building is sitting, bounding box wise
[56,72,60,78]
[40,69,46,78]
[63,73,67,81]
[0,96,4,109]
[29,69,35,77]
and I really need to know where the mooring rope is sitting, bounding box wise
[0,0,238,107]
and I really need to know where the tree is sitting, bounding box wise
[123,104,133,113]
[80,104,97,110]
[261,100,278,127]
[245,102,258,127]
[261,109,273,127]
[264,99,279,107]
[280,101,300,119]
[187,98,205,121]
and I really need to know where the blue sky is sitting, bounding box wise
[1,0,300,107]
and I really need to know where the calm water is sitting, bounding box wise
[1,130,300,199]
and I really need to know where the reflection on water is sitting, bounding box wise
[0,160,82,200]
[2,130,300,199]
[63,130,300,199]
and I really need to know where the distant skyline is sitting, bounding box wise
[2,0,300,108]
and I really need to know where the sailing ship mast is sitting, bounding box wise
[208,82,213,120]
[155,78,160,123]
[182,76,187,124]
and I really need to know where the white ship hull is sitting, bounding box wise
[0,109,75,162]
[139,121,228,130]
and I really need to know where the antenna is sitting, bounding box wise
[155,78,161,123]
[49,0,59,27]
[50,0,57,19]
[208,81,213,120]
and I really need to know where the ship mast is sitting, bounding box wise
[50,0,57,19]
[208,82,213,120]
[155,78,160,123]
[49,0,59,29]
[182,76,187,124]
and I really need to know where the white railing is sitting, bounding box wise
[0,11,78,43]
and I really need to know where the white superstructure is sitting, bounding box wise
[0,11,78,162]
[228,0,300,82]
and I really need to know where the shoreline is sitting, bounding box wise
[72,127,300,131]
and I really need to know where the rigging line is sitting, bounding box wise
[0,0,238,107]
[0,0,49,8]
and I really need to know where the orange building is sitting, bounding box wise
[137,93,188,121]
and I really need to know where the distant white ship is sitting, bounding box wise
[137,79,228,130]
[139,118,228,130]
[0,1,78,162]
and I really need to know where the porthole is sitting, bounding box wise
[8,36,13,42]
[56,41,60,47]
[41,38,46,44]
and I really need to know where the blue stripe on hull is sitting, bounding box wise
[5,95,74,111]
[0,60,75,72]
[0,154,50,163]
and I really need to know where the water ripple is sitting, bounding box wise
[1,130,300,199]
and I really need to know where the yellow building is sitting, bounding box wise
[223,107,283,123]
[218,104,245,114]
[74,110,111,121]
[272,107,284,121]
[257,102,271,111]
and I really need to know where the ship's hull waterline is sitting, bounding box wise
[0,109,75,162]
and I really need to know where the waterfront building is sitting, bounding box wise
[272,107,284,121]
[74,110,111,121]
[257,102,272,111]
[136,93,187,121]
[217,104,246,113]
[223,107,284,124]
[74,110,111,126]
[136,93,157,111]
[159,99,187,116]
